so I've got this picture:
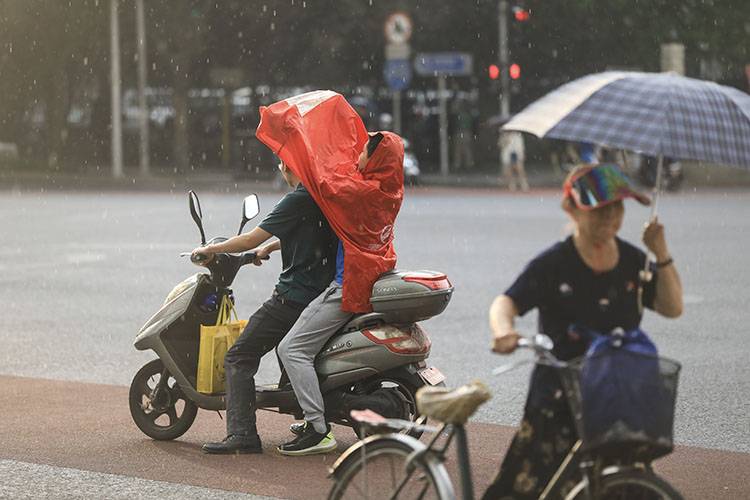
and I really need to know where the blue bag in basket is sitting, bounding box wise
[578,328,667,451]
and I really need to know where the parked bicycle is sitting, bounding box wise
[327,333,683,500]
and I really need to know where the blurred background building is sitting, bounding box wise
[0,0,747,179]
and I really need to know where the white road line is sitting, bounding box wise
[0,459,280,500]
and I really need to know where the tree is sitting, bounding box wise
[0,0,106,167]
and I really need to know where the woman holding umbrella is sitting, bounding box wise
[485,163,683,499]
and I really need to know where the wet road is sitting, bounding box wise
[1,186,749,497]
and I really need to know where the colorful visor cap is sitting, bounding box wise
[564,163,651,210]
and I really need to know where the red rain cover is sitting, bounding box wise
[256,91,404,312]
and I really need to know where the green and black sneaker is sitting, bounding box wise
[278,422,337,456]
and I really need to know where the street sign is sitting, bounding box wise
[384,12,412,44]
[384,59,412,91]
[414,52,473,77]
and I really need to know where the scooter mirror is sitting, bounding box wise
[188,190,207,245]
[238,194,260,235]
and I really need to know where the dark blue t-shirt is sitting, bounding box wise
[505,236,658,410]
[334,240,344,285]
[506,236,657,361]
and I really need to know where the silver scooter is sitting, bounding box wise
[129,191,452,440]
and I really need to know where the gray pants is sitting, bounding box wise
[277,282,354,434]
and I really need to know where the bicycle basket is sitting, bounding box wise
[559,350,681,461]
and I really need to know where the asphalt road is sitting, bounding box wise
[1,186,749,497]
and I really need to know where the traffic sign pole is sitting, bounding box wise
[384,13,412,136]
[438,75,449,176]
[413,52,473,176]
[393,91,402,135]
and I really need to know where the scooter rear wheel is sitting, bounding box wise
[129,359,198,440]
[356,370,438,439]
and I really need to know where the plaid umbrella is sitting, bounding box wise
[503,71,750,168]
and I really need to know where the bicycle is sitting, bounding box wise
[327,333,683,500]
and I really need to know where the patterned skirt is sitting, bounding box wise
[482,377,578,500]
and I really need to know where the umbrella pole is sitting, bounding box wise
[639,154,663,313]
[651,154,664,219]
[619,149,629,174]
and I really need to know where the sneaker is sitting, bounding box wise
[201,434,262,454]
[277,422,337,456]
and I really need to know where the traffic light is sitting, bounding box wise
[509,63,521,80]
[513,6,530,22]
[488,64,500,80]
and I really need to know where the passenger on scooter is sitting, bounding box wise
[484,163,683,499]
[275,132,406,456]
[193,162,338,454]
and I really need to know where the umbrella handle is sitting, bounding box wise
[650,154,663,220]
[639,154,663,314]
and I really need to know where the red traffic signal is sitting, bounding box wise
[509,63,521,80]
[513,7,530,22]
[488,64,500,80]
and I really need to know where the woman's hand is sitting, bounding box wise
[491,330,521,354]
[489,295,521,354]
[642,217,670,261]
[190,246,215,266]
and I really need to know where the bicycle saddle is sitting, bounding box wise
[416,380,492,425]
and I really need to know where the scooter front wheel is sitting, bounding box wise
[129,359,198,440]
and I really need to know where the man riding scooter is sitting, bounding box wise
[194,161,337,454]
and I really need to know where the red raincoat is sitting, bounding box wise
[256,90,404,313]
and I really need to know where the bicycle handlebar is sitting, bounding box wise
[493,332,567,376]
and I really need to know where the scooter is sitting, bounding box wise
[129,191,452,441]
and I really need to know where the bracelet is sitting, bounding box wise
[655,257,674,268]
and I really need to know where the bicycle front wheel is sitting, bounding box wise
[566,469,683,500]
[329,435,454,500]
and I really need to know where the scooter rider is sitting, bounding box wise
[194,161,337,454]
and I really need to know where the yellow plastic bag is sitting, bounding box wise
[196,295,247,394]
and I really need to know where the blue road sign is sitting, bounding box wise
[414,52,473,77]
[384,59,412,91]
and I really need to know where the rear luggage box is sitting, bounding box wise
[370,270,453,324]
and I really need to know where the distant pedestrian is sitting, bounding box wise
[499,130,529,192]
[567,141,599,166]
[451,97,475,170]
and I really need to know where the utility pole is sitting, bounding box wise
[136,0,150,175]
[110,0,123,178]
[438,75,449,176]
[497,0,510,178]
[498,0,510,119]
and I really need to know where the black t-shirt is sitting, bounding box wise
[506,236,658,410]
[258,184,336,305]
[506,236,657,361]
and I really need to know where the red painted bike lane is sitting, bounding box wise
[1,375,747,499]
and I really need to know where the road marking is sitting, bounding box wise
[0,459,276,500]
